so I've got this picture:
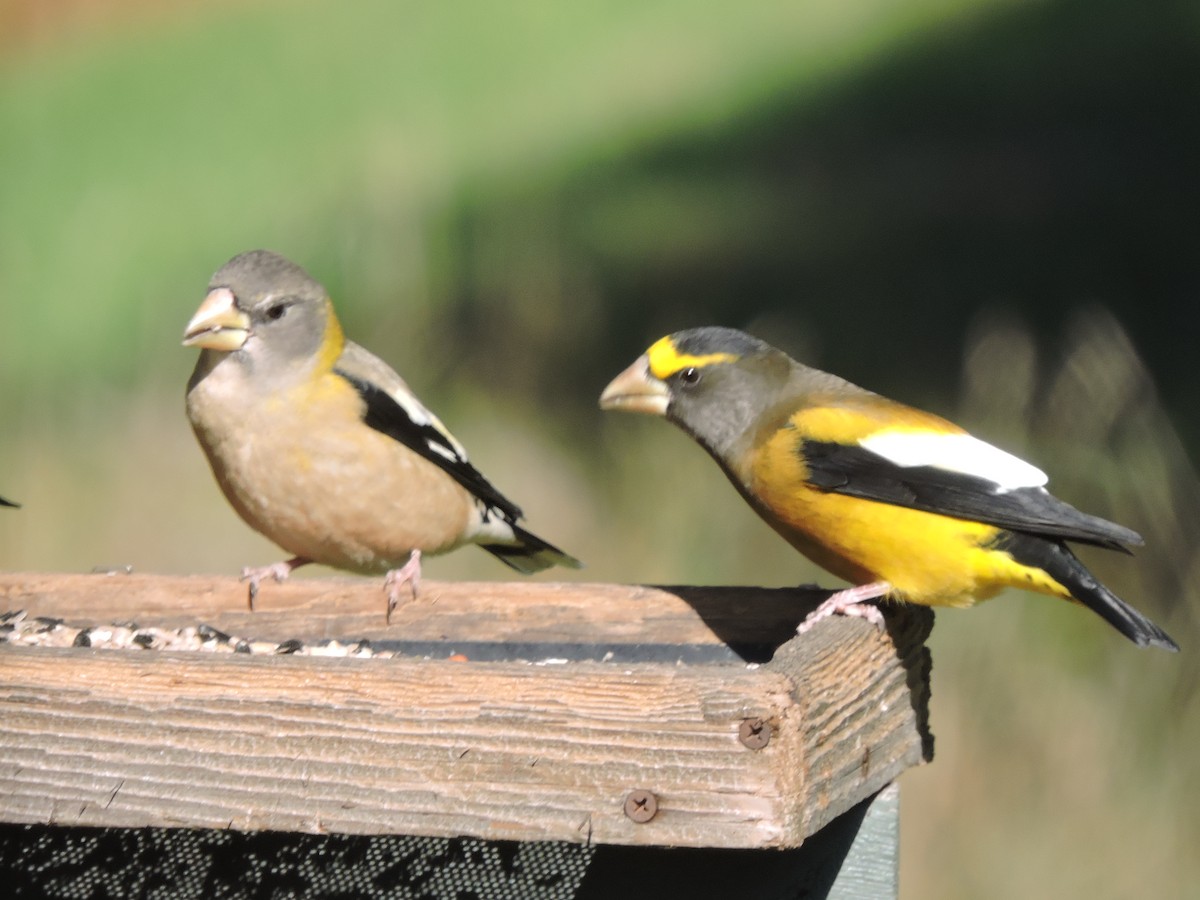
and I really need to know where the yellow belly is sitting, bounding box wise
[746,440,1071,607]
[762,489,1017,606]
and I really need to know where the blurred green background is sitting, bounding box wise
[1,0,1196,895]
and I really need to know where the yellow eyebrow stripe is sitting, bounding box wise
[646,336,737,379]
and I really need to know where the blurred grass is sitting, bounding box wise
[0,0,981,396]
[905,309,1199,898]
[1,0,1197,897]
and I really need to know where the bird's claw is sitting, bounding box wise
[240,558,305,611]
[385,550,422,624]
[797,581,891,635]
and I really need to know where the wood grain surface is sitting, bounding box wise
[0,573,933,849]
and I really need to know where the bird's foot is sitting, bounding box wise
[240,557,309,611]
[797,581,891,635]
[385,550,422,624]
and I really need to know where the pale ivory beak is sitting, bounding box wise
[599,354,670,416]
[182,288,251,351]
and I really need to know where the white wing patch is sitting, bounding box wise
[859,430,1047,491]
[389,388,469,462]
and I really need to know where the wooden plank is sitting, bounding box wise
[576,783,901,897]
[0,646,794,847]
[0,574,933,849]
[0,573,821,649]
[769,610,933,839]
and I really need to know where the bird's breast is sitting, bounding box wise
[186,367,476,572]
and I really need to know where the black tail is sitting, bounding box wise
[993,532,1178,651]
[480,525,582,575]
[0,495,18,509]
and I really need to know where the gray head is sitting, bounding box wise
[599,326,817,464]
[183,250,343,385]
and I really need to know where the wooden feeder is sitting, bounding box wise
[0,573,933,896]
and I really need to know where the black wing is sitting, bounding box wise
[801,439,1142,552]
[336,369,523,521]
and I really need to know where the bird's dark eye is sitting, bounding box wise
[265,302,288,321]
[679,367,701,386]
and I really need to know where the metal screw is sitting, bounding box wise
[738,717,771,750]
[623,789,658,823]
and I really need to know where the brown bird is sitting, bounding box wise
[184,250,580,617]
[601,327,1177,650]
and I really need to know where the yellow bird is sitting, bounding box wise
[600,326,1177,650]
[184,250,580,617]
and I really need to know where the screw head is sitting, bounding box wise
[738,717,771,750]
[623,789,658,823]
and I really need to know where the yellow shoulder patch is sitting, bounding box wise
[315,299,347,373]
[787,400,964,445]
[646,335,738,380]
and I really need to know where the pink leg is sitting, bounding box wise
[384,550,422,623]
[240,556,310,611]
[797,581,891,635]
